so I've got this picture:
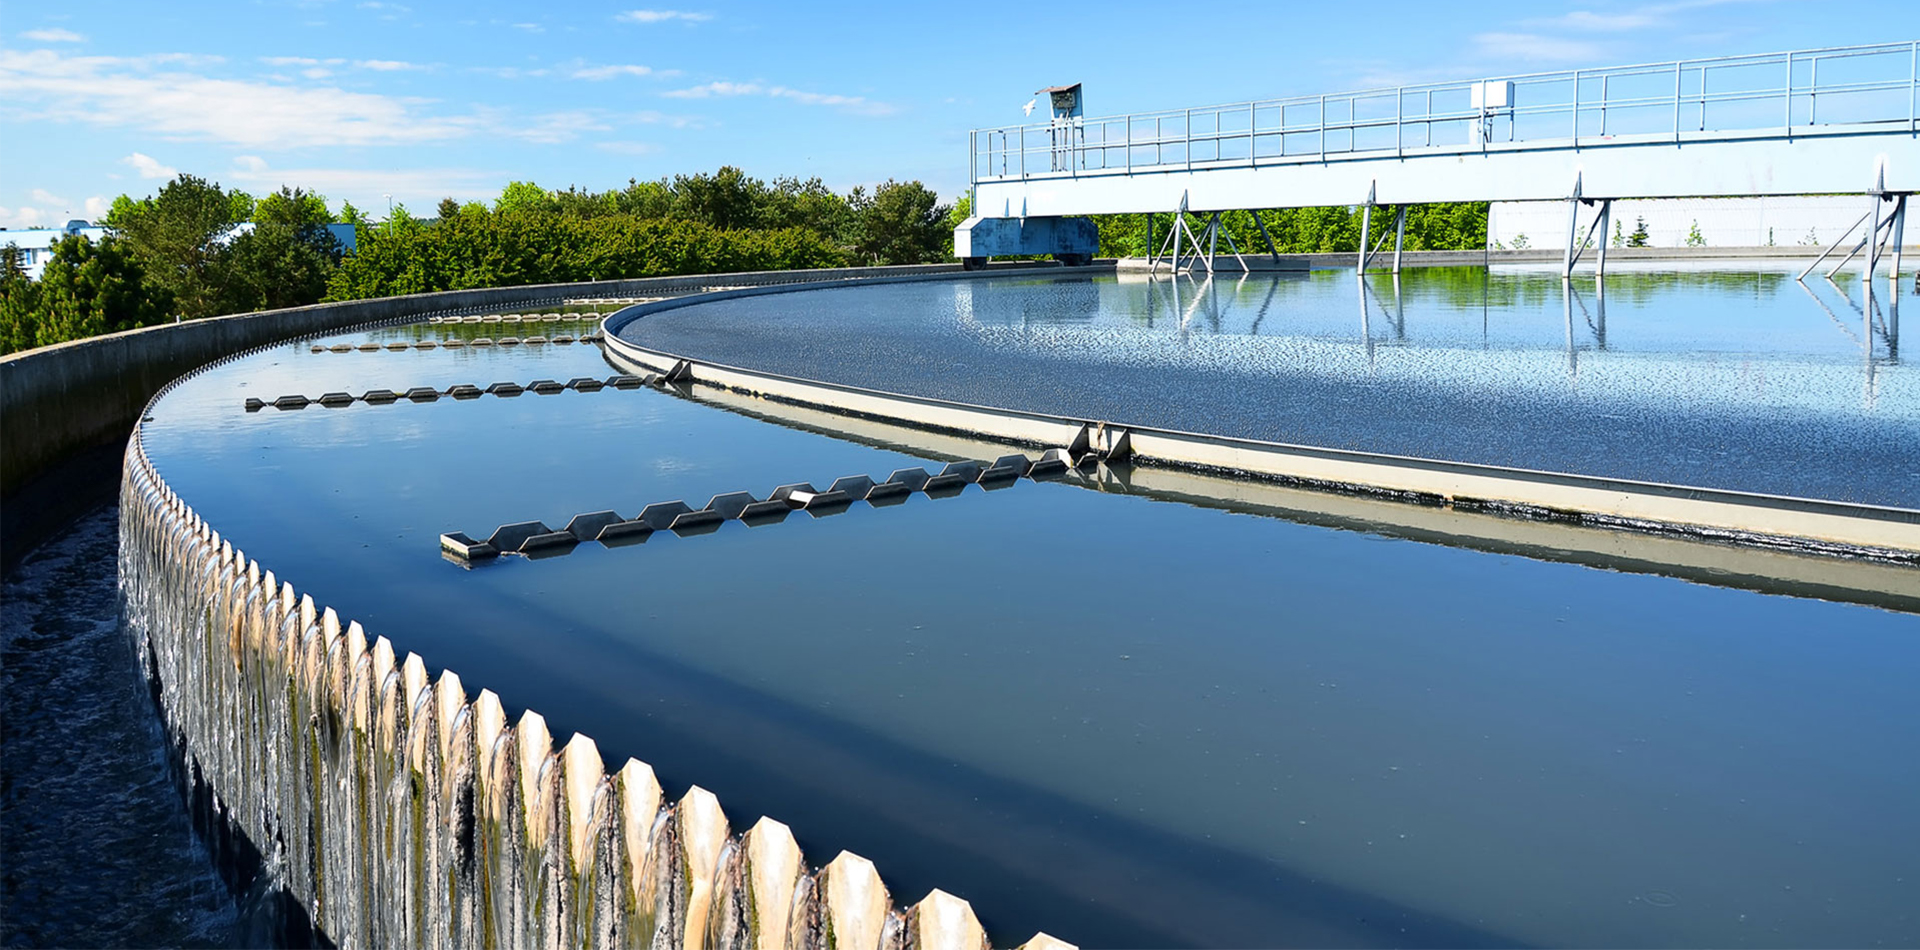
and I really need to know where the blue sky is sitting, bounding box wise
[1,0,1914,226]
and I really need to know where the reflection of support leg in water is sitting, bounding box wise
[1357,273,1376,366]
[1390,273,1405,340]
[1594,275,1607,350]
[1801,277,1866,349]
[1248,271,1280,336]
[1563,279,1578,378]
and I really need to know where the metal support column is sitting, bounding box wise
[1358,199,1373,271]
[1562,176,1584,277]
[1252,209,1280,262]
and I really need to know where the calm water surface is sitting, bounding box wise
[131,280,1920,947]
[619,265,1919,507]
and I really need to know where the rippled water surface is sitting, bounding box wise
[122,281,1920,948]
[619,265,1919,506]
[1,507,238,948]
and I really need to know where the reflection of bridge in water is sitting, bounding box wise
[1118,266,1902,384]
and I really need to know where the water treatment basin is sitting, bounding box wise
[138,270,1920,947]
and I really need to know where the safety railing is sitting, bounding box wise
[970,42,1920,184]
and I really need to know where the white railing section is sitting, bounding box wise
[970,42,1920,185]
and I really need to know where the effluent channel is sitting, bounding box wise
[127,263,1919,947]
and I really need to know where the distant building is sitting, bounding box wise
[2,220,108,279]
[2,220,356,280]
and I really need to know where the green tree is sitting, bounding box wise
[1,246,41,354]
[105,173,251,319]
[436,197,461,221]
[1629,217,1651,247]
[214,188,343,313]
[668,166,766,231]
[495,181,559,216]
[850,180,950,265]
[1685,220,1706,247]
[1,234,172,354]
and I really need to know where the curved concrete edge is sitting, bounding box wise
[599,278,1920,562]
[115,298,1076,948]
[1,260,1073,571]
[669,382,1920,613]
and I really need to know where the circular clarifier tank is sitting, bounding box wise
[140,273,1920,948]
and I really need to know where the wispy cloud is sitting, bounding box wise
[507,110,613,144]
[1469,32,1609,65]
[471,66,550,80]
[511,22,545,33]
[122,152,178,179]
[663,80,897,116]
[356,59,425,71]
[356,1,411,18]
[0,49,472,148]
[572,64,656,81]
[21,28,85,43]
[29,187,66,205]
[595,141,661,155]
[616,10,711,24]
[224,155,499,204]
[260,56,344,67]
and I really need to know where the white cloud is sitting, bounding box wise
[0,206,53,228]
[29,187,67,206]
[356,1,411,17]
[356,59,423,71]
[84,195,110,218]
[0,49,474,148]
[1551,10,1661,30]
[662,80,896,116]
[122,152,179,179]
[1470,32,1608,65]
[301,67,333,79]
[663,80,760,98]
[616,10,711,24]
[222,156,500,205]
[511,22,544,33]
[595,141,661,155]
[572,64,655,81]
[507,110,612,144]
[21,28,84,43]
[259,56,344,67]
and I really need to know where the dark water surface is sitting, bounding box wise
[1,507,238,948]
[124,299,1920,948]
[618,265,1920,508]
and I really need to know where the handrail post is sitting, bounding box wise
[1811,55,1819,124]
[1186,109,1193,170]
[1396,86,1404,156]
[1319,94,1326,161]
[1784,51,1793,135]
[1571,69,1580,146]
[1673,60,1683,142]
[1019,124,1025,179]
[1126,114,1132,174]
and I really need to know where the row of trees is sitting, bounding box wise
[2,168,958,353]
[3,176,349,354]
[3,163,1496,355]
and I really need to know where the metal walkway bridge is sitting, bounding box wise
[957,42,1920,277]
